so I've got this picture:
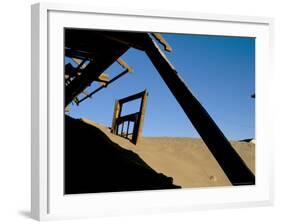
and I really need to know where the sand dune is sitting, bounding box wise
[65,116,180,194]
[82,118,255,188]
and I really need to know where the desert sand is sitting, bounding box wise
[81,118,255,189]
[65,116,179,194]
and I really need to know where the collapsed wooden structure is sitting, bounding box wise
[64,29,255,186]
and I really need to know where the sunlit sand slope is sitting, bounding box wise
[82,118,255,188]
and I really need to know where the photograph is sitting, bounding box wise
[64,28,255,194]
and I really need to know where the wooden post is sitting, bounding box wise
[133,90,148,144]
[111,100,121,134]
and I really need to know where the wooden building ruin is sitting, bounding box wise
[64,29,255,186]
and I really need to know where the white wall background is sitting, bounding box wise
[0,0,280,223]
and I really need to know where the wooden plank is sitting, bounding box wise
[117,57,133,73]
[77,69,130,104]
[72,57,82,65]
[152,33,172,52]
[97,73,109,83]
[111,100,121,134]
[118,90,147,104]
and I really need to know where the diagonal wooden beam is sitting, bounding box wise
[151,33,172,52]
[65,40,129,105]
[117,58,133,73]
[141,34,255,185]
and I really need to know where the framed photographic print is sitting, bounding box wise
[31,2,274,221]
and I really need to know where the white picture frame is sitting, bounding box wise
[31,2,274,221]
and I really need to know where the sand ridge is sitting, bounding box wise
[81,118,255,188]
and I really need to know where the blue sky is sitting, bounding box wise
[66,33,255,140]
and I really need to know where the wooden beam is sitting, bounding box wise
[65,40,129,105]
[97,73,109,83]
[117,57,133,73]
[143,36,255,185]
[72,57,82,65]
[132,90,148,144]
[118,90,147,104]
[111,100,121,134]
[152,33,172,52]
[65,48,94,61]
[96,31,150,51]
[77,69,130,105]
